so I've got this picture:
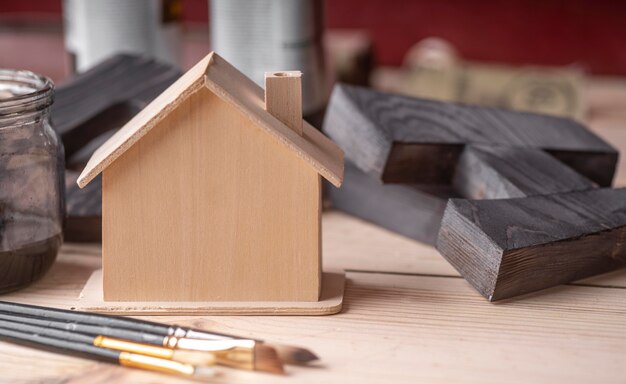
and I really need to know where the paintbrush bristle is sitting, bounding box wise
[254,344,284,374]
[192,366,218,380]
[270,343,319,365]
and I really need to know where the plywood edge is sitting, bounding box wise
[304,121,345,187]
[77,270,345,316]
[77,53,214,188]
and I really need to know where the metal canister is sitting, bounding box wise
[210,0,327,120]
[63,0,182,73]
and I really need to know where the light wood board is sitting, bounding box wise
[77,270,344,315]
[2,213,626,383]
[265,71,303,135]
[103,88,322,301]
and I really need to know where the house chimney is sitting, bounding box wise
[264,71,303,135]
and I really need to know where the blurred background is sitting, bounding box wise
[2,0,626,243]
[0,0,626,115]
[2,0,626,131]
[3,1,626,75]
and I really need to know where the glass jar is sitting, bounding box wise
[0,69,64,293]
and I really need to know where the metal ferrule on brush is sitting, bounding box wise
[164,337,257,370]
[118,351,196,377]
[94,335,216,366]
[167,327,188,338]
[97,335,175,360]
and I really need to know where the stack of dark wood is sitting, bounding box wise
[51,55,181,242]
[323,84,626,301]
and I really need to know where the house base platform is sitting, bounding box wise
[76,270,345,316]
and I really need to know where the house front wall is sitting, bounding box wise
[102,87,321,301]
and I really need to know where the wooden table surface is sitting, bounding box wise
[2,77,626,384]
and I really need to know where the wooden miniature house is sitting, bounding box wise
[77,52,344,303]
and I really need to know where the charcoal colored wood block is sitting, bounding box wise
[52,55,181,161]
[330,145,597,247]
[51,54,181,242]
[438,188,626,301]
[328,161,456,245]
[324,84,617,186]
[324,83,623,301]
[64,171,101,242]
[452,145,595,199]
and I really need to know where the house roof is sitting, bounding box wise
[77,52,344,188]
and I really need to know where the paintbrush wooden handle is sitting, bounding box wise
[0,301,246,342]
[0,312,165,345]
[0,302,288,372]
[0,319,97,345]
[0,323,215,379]
[0,326,120,363]
[0,301,170,335]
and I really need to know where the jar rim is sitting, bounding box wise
[0,69,54,116]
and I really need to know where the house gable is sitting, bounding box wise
[79,52,343,189]
[102,86,321,301]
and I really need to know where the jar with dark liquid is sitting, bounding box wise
[0,70,63,293]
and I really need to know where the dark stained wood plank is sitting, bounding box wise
[51,54,181,241]
[546,149,618,188]
[327,162,456,245]
[64,171,101,243]
[452,145,595,199]
[324,84,615,247]
[67,130,117,171]
[437,188,626,301]
[324,84,617,186]
[383,143,463,184]
[52,54,181,161]
[329,144,597,247]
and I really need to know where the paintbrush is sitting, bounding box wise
[0,306,285,373]
[0,326,216,381]
[0,300,315,365]
[0,318,215,366]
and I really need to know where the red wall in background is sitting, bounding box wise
[324,0,626,74]
[1,0,626,74]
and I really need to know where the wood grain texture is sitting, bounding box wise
[324,212,626,289]
[324,83,616,186]
[265,71,303,135]
[326,135,602,248]
[78,52,344,188]
[438,188,626,301]
[2,218,626,383]
[328,145,598,247]
[324,83,624,300]
[103,88,322,302]
[452,145,595,199]
[52,54,181,160]
[202,53,344,187]
[322,84,617,239]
